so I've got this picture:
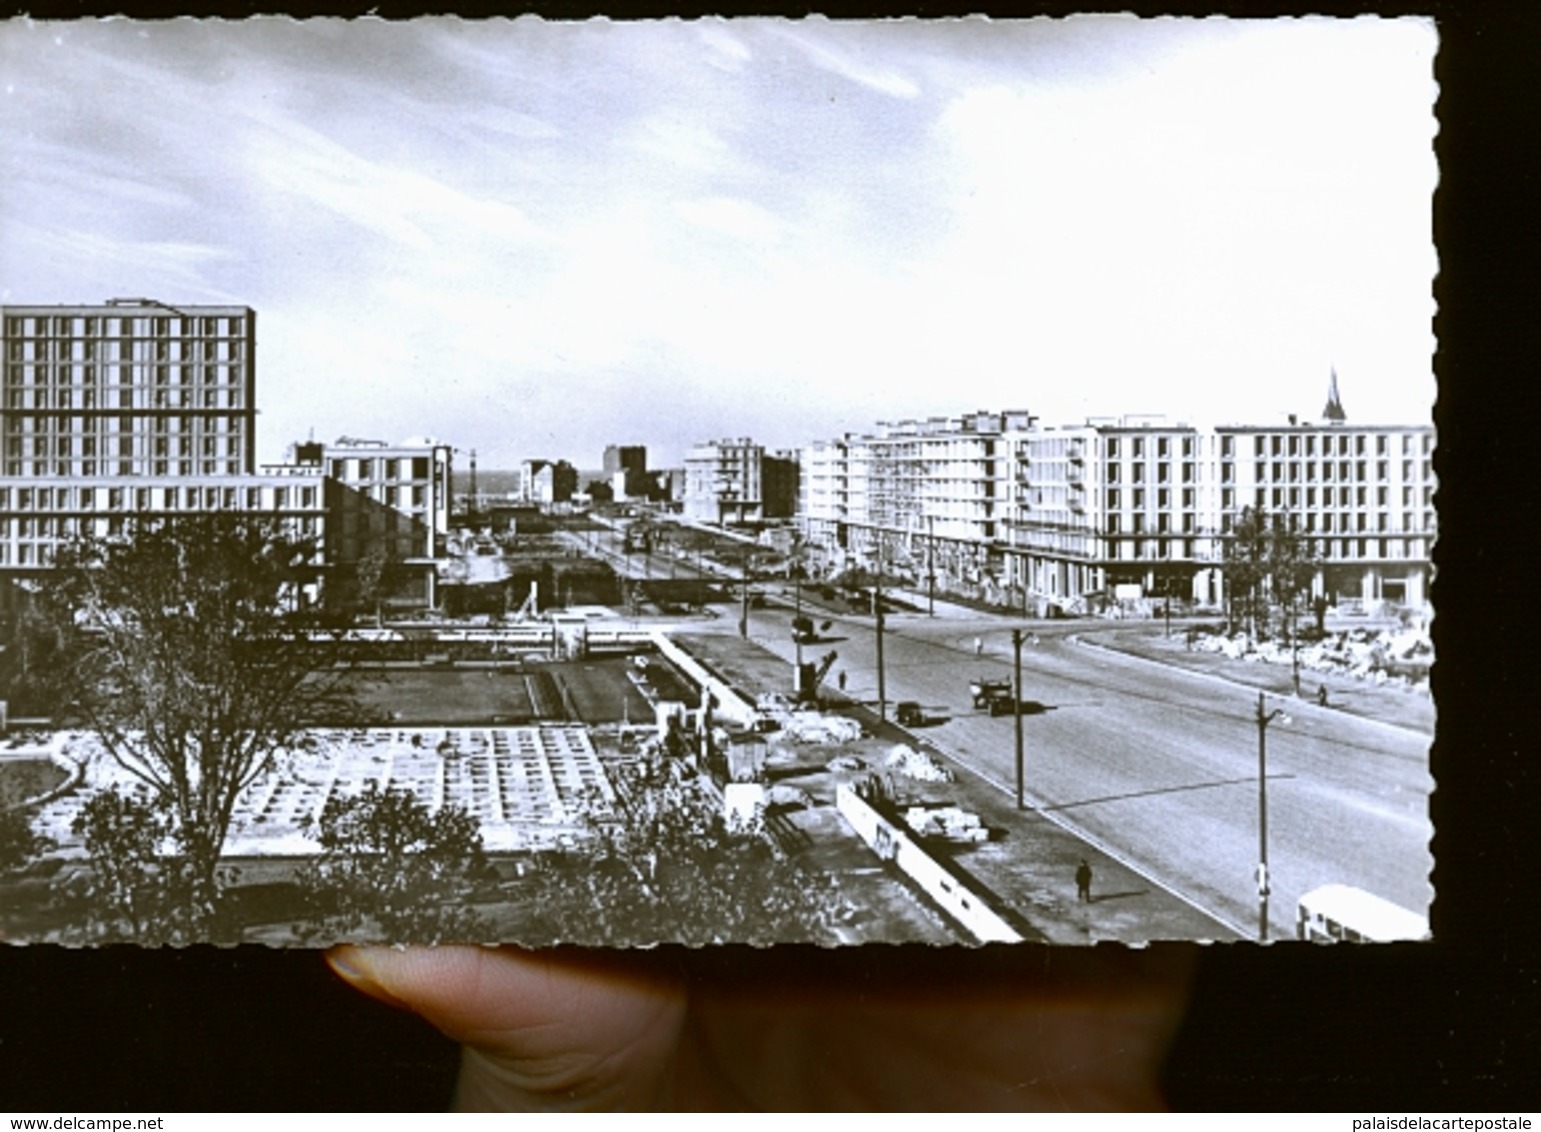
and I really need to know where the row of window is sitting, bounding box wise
[6,436,244,460]
[337,484,431,510]
[8,415,245,436]
[3,315,246,338]
[3,459,245,478]
[1104,436,1198,460]
[1102,536,1429,562]
[329,456,436,482]
[0,483,320,513]
[5,378,247,409]
[1098,484,1435,512]
[1228,459,1430,485]
[1233,432,1432,458]
[6,339,244,363]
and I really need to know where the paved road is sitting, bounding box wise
[728,599,1433,941]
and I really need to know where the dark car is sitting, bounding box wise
[896,701,924,726]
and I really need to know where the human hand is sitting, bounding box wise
[328,943,1195,1111]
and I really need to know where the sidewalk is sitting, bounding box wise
[674,633,1235,944]
[1077,624,1435,737]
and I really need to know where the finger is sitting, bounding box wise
[329,945,688,1111]
[681,944,1197,1110]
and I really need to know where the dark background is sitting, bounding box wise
[2,0,1537,1112]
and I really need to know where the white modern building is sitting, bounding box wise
[0,300,324,607]
[274,437,453,609]
[684,437,764,524]
[799,389,1434,614]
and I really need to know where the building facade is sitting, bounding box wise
[2,299,256,479]
[0,300,325,605]
[602,444,651,501]
[279,437,452,608]
[683,438,765,524]
[799,399,1435,614]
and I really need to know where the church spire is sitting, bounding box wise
[1322,367,1346,422]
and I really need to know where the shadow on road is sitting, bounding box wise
[1044,772,1297,812]
[1090,889,1148,904]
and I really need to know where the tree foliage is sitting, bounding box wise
[521,756,851,946]
[0,804,51,874]
[297,782,487,944]
[35,513,345,937]
[1221,506,1319,640]
[67,788,190,943]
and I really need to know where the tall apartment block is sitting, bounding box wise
[2,299,256,479]
[799,390,1434,614]
[0,300,325,604]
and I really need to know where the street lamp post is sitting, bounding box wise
[1255,691,1287,941]
[926,514,936,618]
[1012,628,1026,809]
[739,553,752,638]
[792,557,805,671]
[874,533,887,724]
[1290,597,1302,697]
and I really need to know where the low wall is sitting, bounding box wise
[837,782,1022,945]
[648,632,760,729]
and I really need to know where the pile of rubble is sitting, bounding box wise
[902,802,987,844]
[884,744,955,783]
[751,694,866,744]
[1192,627,1433,687]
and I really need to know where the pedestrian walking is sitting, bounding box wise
[837,670,846,692]
[1075,858,1094,903]
[974,636,983,657]
[1317,683,1329,708]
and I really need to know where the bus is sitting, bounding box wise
[1296,884,1430,943]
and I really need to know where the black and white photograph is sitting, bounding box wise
[0,15,1438,951]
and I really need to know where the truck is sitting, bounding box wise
[969,677,1015,716]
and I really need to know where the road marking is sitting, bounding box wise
[922,734,1251,941]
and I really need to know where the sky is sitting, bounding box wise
[0,16,1438,470]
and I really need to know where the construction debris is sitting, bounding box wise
[901,802,988,844]
[1192,627,1432,687]
[884,745,955,783]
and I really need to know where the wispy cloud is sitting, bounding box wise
[243,108,547,252]
[773,20,922,99]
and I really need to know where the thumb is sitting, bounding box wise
[328,945,688,1111]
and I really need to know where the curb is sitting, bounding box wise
[1070,632,1433,741]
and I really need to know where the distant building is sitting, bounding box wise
[799,381,1434,613]
[656,468,686,508]
[603,444,651,501]
[683,438,764,524]
[520,459,578,506]
[762,450,801,520]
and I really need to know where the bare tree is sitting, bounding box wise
[37,513,346,938]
